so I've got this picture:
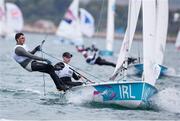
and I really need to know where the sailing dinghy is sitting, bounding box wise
[67,0,168,109]
[122,0,169,78]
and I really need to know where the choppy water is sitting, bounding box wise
[0,33,180,120]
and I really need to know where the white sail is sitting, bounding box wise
[143,0,158,85]
[6,2,24,32]
[56,0,83,46]
[175,29,180,50]
[0,0,6,36]
[143,0,168,85]
[106,0,115,52]
[0,2,23,37]
[79,8,95,37]
[111,0,141,80]
[154,0,168,65]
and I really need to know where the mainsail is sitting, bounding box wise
[111,0,141,80]
[143,0,158,85]
[79,8,95,37]
[6,2,24,32]
[0,1,24,37]
[154,0,168,65]
[143,0,168,85]
[56,0,83,46]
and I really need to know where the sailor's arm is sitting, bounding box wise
[15,46,46,61]
[72,72,81,80]
[86,52,97,64]
[29,45,41,54]
[91,52,97,60]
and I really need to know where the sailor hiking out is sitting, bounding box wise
[77,45,116,67]
[13,33,69,91]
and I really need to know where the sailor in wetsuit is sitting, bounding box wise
[13,33,68,91]
[54,52,83,88]
[77,44,137,67]
[76,44,98,53]
[83,49,116,67]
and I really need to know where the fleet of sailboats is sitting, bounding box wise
[115,0,170,78]
[1,0,178,109]
[56,0,95,46]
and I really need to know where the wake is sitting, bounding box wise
[150,87,180,113]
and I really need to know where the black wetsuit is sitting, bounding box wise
[95,57,116,67]
[14,45,67,91]
[86,51,116,67]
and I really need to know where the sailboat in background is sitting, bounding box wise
[175,30,180,50]
[56,0,83,46]
[0,0,6,38]
[131,0,169,77]
[56,0,95,46]
[111,0,141,79]
[68,0,168,109]
[99,0,115,56]
[79,8,95,38]
[0,0,24,38]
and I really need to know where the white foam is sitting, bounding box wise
[165,67,180,78]
[0,119,15,121]
[24,88,42,94]
[65,86,94,104]
[151,87,180,113]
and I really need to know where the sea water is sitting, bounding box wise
[0,33,180,120]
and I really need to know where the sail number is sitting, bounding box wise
[119,85,136,99]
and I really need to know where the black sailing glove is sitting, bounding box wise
[35,45,41,51]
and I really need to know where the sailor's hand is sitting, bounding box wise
[45,59,52,65]
[94,48,98,52]
[35,45,41,51]
[78,75,82,79]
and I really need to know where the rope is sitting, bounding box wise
[96,0,106,34]
[69,67,95,83]
[40,40,46,96]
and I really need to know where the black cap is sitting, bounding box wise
[62,52,73,58]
